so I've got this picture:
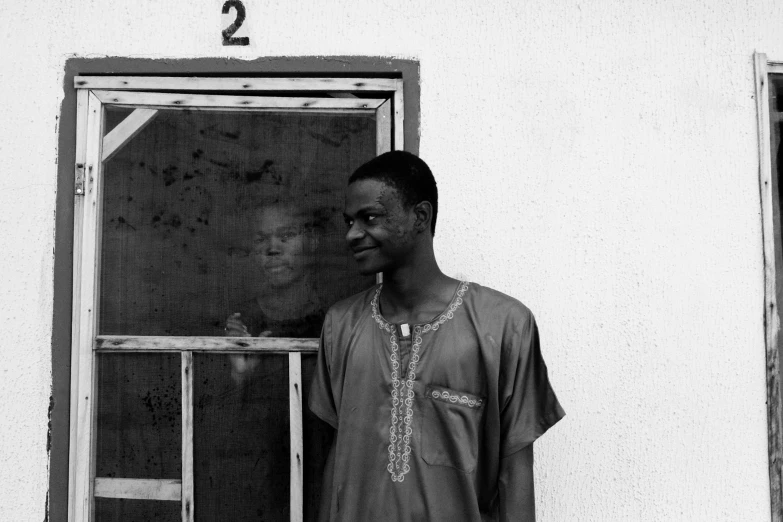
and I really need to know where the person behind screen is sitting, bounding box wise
[201,200,329,521]
[225,200,325,382]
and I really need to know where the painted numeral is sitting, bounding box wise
[222,0,250,46]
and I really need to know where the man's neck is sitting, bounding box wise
[258,276,319,320]
[380,248,459,324]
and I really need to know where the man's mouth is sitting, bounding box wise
[352,246,377,258]
[264,262,289,271]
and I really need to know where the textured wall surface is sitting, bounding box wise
[1,0,781,520]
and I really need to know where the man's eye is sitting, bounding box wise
[345,219,354,228]
[366,215,376,222]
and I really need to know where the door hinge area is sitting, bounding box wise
[75,163,85,195]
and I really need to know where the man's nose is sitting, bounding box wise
[345,221,364,244]
[266,237,282,254]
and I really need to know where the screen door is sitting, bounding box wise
[69,77,403,522]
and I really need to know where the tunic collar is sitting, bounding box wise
[370,281,470,334]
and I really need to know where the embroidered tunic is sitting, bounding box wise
[308,282,565,521]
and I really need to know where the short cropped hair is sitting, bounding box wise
[348,151,438,235]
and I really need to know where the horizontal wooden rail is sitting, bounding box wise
[95,335,319,352]
[94,478,181,501]
[92,90,386,111]
[75,76,402,92]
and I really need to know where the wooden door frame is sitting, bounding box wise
[49,56,420,522]
[755,51,783,522]
[69,84,400,522]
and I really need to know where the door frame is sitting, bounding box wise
[51,57,419,522]
[755,51,783,522]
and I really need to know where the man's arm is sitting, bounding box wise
[496,310,563,522]
[497,444,535,522]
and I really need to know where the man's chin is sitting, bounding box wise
[355,262,381,276]
[265,270,300,288]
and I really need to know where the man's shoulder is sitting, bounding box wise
[467,281,534,323]
[465,283,539,358]
[325,284,378,323]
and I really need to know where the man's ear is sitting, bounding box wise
[413,201,433,233]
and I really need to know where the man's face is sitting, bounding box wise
[252,205,311,288]
[343,179,417,275]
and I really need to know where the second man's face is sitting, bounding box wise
[343,179,418,275]
[252,205,311,288]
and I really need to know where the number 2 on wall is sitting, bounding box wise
[222,0,250,46]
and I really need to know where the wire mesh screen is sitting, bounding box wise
[96,353,181,479]
[99,107,377,336]
[770,76,783,412]
[94,103,378,520]
[94,498,181,522]
[194,354,290,521]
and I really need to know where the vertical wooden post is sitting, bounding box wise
[182,351,195,522]
[375,96,395,289]
[392,79,404,152]
[376,100,392,155]
[68,88,89,522]
[69,91,105,522]
[755,51,783,522]
[289,352,304,522]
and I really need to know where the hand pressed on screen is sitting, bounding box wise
[225,312,251,337]
[226,313,272,384]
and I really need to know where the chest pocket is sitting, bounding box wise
[421,384,485,473]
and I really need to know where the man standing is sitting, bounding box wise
[309,151,564,521]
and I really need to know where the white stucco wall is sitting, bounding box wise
[1,0,780,519]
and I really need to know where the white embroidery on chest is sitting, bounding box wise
[370,282,470,482]
[428,387,484,408]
